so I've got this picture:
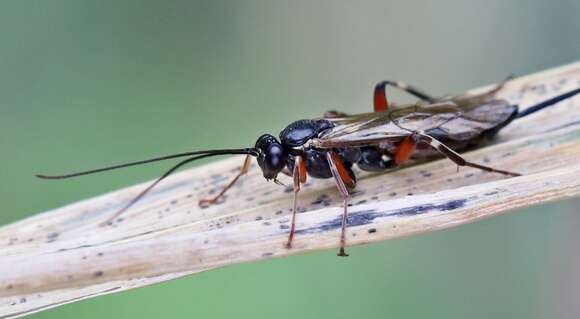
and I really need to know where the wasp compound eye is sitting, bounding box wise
[255,134,288,180]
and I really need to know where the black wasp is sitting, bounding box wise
[38,78,580,256]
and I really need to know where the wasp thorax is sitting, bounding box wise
[255,134,288,180]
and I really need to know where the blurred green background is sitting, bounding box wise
[1,0,580,318]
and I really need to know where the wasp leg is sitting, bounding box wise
[326,80,437,116]
[387,133,520,177]
[364,132,429,168]
[454,75,515,105]
[416,133,521,177]
[483,74,515,97]
[286,155,307,249]
[394,135,419,165]
[100,155,208,226]
[374,80,437,112]
[326,151,356,257]
[199,155,252,207]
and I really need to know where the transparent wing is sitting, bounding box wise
[314,99,517,148]
[314,112,408,148]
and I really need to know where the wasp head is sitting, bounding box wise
[255,134,288,180]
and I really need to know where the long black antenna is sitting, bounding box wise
[36,148,258,179]
[517,88,580,118]
[100,153,223,225]
[36,147,260,225]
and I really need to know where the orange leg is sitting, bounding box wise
[326,151,356,257]
[373,80,436,112]
[326,80,435,117]
[286,155,307,249]
[392,132,520,176]
[199,155,252,207]
[416,133,520,176]
[394,136,418,165]
[373,82,389,112]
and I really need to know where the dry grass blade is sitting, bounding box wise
[1,61,580,318]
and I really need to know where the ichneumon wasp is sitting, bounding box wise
[37,77,580,256]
